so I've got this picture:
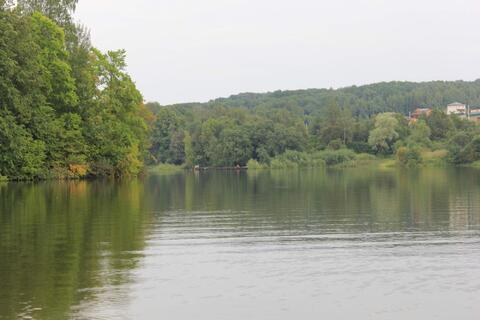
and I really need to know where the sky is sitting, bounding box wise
[76,0,480,105]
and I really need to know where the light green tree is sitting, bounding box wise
[368,113,400,154]
[407,120,431,147]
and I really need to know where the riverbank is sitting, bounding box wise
[148,164,186,174]
[145,148,455,175]
[0,148,459,182]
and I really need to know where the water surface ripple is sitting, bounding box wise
[1,168,479,319]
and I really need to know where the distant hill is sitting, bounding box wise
[150,80,480,117]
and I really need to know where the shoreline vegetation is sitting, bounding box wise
[3,2,480,181]
[0,1,150,182]
[148,147,451,174]
[143,106,480,176]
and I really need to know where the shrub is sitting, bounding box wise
[421,149,448,166]
[278,150,311,166]
[458,136,480,164]
[270,151,305,169]
[247,159,266,170]
[270,158,298,169]
[68,164,89,178]
[314,149,357,166]
[397,147,421,167]
[448,132,472,164]
[327,139,344,150]
[256,147,271,165]
[348,141,371,154]
[468,160,480,168]
[269,150,326,169]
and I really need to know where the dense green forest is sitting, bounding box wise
[146,81,480,169]
[170,80,480,117]
[0,0,151,180]
[3,1,480,180]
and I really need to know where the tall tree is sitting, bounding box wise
[368,113,400,154]
[425,109,452,141]
[318,100,353,146]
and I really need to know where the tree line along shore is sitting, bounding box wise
[3,1,480,181]
[146,101,480,172]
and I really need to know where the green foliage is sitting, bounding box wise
[327,139,344,150]
[269,151,325,169]
[146,83,480,169]
[355,153,377,161]
[267,149,357,168]
[421,150,448,166]
[17,0,78,26]
[456,136,480,164]
[368,113,400,154]
[5,3,480,177]
[407,120,431,147]
[448,132,473,164]
[467,160,480,168]
[149,108,185,164]
[0,8,149,179]
[397,147,422,167]
[270,158,297,169]
[314,149,357,166]
[169,80,480,118]
[184,131,194,168]
[247,159,267,170]
[216,125,253,166]
[317,100,354,146]
[275,150,313,167]
[0,112,46,179]
[425,109,452,141]
[145,77,480,168]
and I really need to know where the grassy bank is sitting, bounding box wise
[420,150,448,166]
[462,160,480,168]
[148,164,186,174]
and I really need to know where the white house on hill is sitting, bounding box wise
[446,102,467,116]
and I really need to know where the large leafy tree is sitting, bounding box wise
[407,120,431,147]
[424,109,452,141]
[0,6,150,179]
[30,12,78,112]
[368,113,400,154]
[83,49,149,176]
[318,101,354,146]
[149,108,185,164]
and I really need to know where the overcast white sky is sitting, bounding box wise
[76,0,480,105]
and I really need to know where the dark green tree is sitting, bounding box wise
[424,109,452,141]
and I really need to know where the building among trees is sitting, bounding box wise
[446,102,467,117]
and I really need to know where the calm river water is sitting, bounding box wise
[0,167,480,319]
